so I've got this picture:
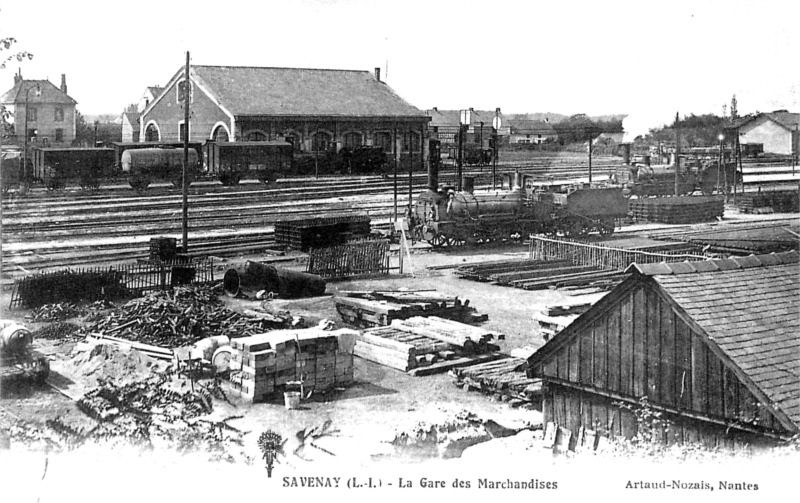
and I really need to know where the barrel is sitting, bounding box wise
[223,261,326,298]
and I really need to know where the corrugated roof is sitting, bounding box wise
[0,79,77,105]
[190,66,426,117]
[646,252,800,428]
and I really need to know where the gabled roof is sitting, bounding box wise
[177,65,427,118]
[737,111,800,132]
[426,109,503,128]
[506,119,557,135]
[147,86,164,98]
[122,112,140,125]
[632,251,800,429]
[0,79,77,105]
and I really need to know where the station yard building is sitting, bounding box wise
[138,65,430,168]
[527,251,800,451]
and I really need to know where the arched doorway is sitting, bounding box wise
[312,131,332,152]
[145,123,160,142]
[212,125,229,142]
[344,132,363,149]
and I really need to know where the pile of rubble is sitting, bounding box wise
[30,321,82,340]
[78,284,298,348]
[26,303,86,322]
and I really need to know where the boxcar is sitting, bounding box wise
[31,147,115,190]
[204,140,293,185]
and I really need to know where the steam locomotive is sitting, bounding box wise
[611,159,742,197]
[412,166,629,247]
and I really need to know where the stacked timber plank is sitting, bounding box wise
[354,317,502,375]
[451,357,542,404]
[455,258,624,291]
[225,328,356,403]
[335,290,488,328]
[628,196,724,224]
[534,301,591,341]
[274,213,371,251]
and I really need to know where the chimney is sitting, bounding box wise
[469,107,474,112]
[433,107,438,112]
[14,68,21,85]
[495,107,501,114]
[61,74,67,94]
[374,67,381,82]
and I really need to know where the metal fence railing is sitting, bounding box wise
[9,258,215,309]
[529,236,707,271]
[307,240,390,280]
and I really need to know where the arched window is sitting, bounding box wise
[212,125,229,142]
[374,132,392,153]
[282,131,301,152]
[344,132,363,149]
[313,131,332,152]
[145,123,160,142]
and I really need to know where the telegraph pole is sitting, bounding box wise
[393,127,398,221]
[674,112,680,197]
[182,51,190,253]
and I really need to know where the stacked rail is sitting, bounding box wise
[307,240,390,279]
[736,189,799,214]
[455,258,624,291]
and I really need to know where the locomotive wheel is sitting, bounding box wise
[599,217,615,236]
[129,175,151,191]
[427,234,463,248]
[259,170,279,185]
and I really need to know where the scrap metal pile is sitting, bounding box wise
[78,284,298,348]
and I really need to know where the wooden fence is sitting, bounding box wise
[307,240,390,280]
[529,236,707,271]
[10,258,215,308]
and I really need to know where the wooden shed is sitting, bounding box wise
[527,251,800,451]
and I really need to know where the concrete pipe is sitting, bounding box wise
[223,261,326,299]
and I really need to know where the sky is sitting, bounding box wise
[2,0,798,134]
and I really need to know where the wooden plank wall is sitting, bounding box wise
[537,282,785,435]
[542,383,779,452]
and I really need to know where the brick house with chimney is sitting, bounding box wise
[0,70,77,147]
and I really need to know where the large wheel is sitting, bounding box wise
[599,217,615,236]
[129,175,151,191]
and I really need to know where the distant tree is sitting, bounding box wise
[553,114,602,145]
[730,94,738,120]
[73,111,122,146]
[1,14,34,131]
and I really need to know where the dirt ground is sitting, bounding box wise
[0,243,561,468]
[2,219,799,501]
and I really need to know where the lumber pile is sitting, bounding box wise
[628,196,724,224]
[455,259,625,292]
[225,328,356,403]
[307,240,390,279]
[335,290,488,328]
[533,313,578,341]
[354,316,502,374]
[451,357,542,405]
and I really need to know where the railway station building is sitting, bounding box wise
[735,111,800,156]
[527,251,800,452]
[138,65,430,167]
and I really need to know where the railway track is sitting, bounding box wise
[2,157,797,285]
